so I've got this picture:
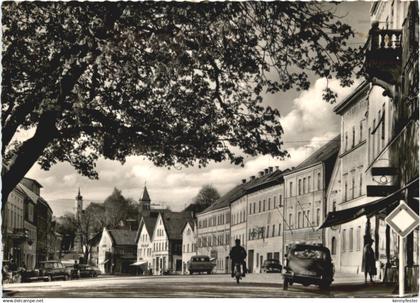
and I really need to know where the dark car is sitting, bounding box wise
[188,255,214,274]
[22,261,71,282]
[79,265,101,278]
[261,259,282,273]
[283,243,334,290]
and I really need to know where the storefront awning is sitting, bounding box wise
[130,261,147,266]
[319,177,419,229]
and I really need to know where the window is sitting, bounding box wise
[372,119,376,157]
[308,176,311,192]
[359,173,363,196]
[249,204,252,214]
[273,196,277,208]
[226,213,230,223]
[342,229,346,252]
[351,176,355,199]
[268,198,271,210]
[289,214,292,227]
[279,195,282,207]
[272,224,275,237]
[259,201,261,212]
[360,120,363,143]
[352,126,355,147]
[316,208,320,226]
[344,181,348,201]
[298,179,302,195]
[303,177,306,194]
[307,210,310,227]
[357,226,361,251]
[331,237,336,255]
[253,202,256,214]
[289,182,293,197]
[298,212,301,228]
[317,173,321,190]
[266,225,270,238]
[263,200,266,212]
[345,131,348,150]
[349,228,354,251]
[368,127,371,163]
[278,224,281,236]
[332,201,336,212]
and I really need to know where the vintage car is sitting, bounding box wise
[79,265,101,278]
[187,255,214,274]
[261,259,282,273]
[22,261,71,282]
[283,243,334,290]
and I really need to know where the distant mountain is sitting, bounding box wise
[47,199,102,218]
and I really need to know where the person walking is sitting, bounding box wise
[363,238,376,283]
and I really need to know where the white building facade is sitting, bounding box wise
[181,221,197,274]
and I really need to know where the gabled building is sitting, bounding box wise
[181,220,197,274]
[135,214,158,274]
[98,228,137,274]
[151,211,191,275]
[283,136,340,251]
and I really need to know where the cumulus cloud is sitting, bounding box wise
[25,77,361,215]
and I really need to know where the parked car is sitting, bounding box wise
[79,265,101,278]
[283,243,334,290]
[22,261,71,282]
[261,259,282,273]
[188,255,214,274]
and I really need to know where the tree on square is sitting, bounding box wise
[1,2,362,207]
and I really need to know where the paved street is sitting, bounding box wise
[3,273,404,298]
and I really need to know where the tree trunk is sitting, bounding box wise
[2,112,58,207]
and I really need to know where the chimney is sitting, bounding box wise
[242,179,247,184]
[264,168,269,175]
[259,171,264,177]
[250,176,256,180]
[269,166,273,173]
[275,166,279,171]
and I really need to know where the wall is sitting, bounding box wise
[197,207,231,273]
[98,229,113,274]
[246,183,284,273]
[182,222,197,274]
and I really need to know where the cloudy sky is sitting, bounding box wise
[23,2,371,217]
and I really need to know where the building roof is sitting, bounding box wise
[140,186,151,202]
[333,81,369,115]
[22,177,43,188]
[161,211,192,240]
[108,229,137,246]
[244,168,289,194]
[286,135,340,174]
[199,183,247,214]
[18,183,39,204]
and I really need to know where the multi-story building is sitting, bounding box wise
[2,186,26,267]
[196,188,235,274]
[98,228,137,274]
[245,167,286,273]
[19,183,38,270]
[150,211,190,275]
[181,220,197,274]
[322,0,418,289]
[326,81,394,274]
[135,214,157,273]
[283,137,340,251]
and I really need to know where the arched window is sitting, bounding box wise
[331,237,336,255]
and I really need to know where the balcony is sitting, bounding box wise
[365,27,402,85]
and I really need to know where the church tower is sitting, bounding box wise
[73,188,84,254]
[139,185,151,217]
[75,188,83,221]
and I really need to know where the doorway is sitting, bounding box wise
[248,250,254,273]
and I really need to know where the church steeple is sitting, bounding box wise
[139,184,151,215]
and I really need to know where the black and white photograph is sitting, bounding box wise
[1,0,419,299]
